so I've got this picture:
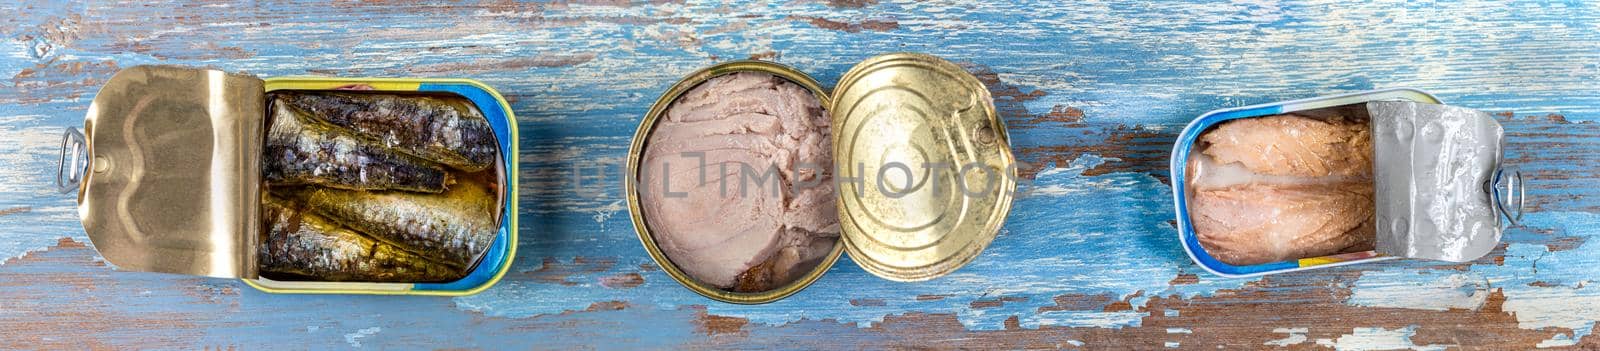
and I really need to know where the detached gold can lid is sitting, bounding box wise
[831,53,1016,282]
[78,65,265,278]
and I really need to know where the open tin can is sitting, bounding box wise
[1171,88,1525,277]
[55,66,518,295]
[626,54,1017,303]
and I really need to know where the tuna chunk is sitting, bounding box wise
[1188,113,1376,266]
[1191,183,1376,266]
[1201,114,1372,178]
[1186,150,1368,191]
[638,72,838,291]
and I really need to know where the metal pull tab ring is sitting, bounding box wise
[56,127,87,194]
[1488,167,1526,227]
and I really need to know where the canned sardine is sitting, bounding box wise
[1170,88,1524,277]
[59,66,518,295]
[627,54,1017,304]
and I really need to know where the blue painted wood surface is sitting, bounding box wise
[2,1,1599,349]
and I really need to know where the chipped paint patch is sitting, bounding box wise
[1030,310,1146,329]
[600,272,645,289]
[792,16,900,33]
[344,327,380,348]
[0,206,31,216]
[590,199,624,229]
[1265,327,1309,346]
[1348,271,1490,311]
[1538,333,1580,348]
[1329,326,1450,351]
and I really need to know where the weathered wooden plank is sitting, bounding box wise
[2,0,1599,349]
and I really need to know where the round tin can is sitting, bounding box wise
[627,54,1015,304]
[627,60,843,304]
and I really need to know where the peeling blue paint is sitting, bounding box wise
[1,0,1598,349]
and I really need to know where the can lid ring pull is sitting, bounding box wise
[1488,167,1525,227]
[56,127,87,194]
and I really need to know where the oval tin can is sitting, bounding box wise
[65,66,518,295]
[1170,88,1439,277]
[627,54,1015,304]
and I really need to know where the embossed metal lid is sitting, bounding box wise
[78,65,264,278]
[831,53,1016,281]
[1368,101,1516,262]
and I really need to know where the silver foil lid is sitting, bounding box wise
[1370,101,1512,262]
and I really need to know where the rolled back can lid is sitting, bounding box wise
[831,53,1016,282]
[1369,101,1508,262]
[80,65,264,279]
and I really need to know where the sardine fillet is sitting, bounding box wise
[1192,183,1376,266]
[278,92,497,172]
[1201,114,1372,177]
[260,195,462,282]
[264,99,451,193]
[299,184,497,269]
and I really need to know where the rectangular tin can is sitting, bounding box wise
[1169,88,1440,277]
[61,66,518,295]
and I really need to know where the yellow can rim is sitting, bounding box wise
[246,76,520,296]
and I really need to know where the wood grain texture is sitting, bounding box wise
[2,0,1599,349]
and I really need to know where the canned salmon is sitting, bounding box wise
[626,54,1017,304]
[57,66,518,295]
[1170,88,1524,277]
